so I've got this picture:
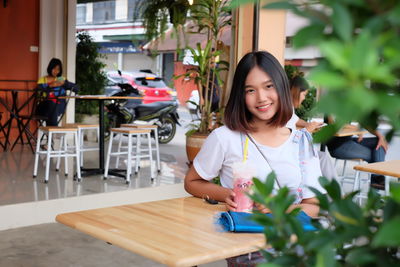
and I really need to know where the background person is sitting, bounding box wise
[326,127,388,189]
[36,58,66,126]
[286,76,323,132]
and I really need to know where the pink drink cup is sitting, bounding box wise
[233,177,254,212]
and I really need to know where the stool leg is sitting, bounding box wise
[126,134,132,184]
[79,128,84,167]
[342,160,347,177]
[44,132,52,183]
[154,128,160,172]
[56,135,64,172]
[64,134,69,176]
[33,129,42,178]
[135,134,140,174]
[74,131,81,181]
[104,132,114,179]
[115,133,123,168]
[147,132,154,181]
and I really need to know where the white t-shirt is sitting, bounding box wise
[193,126,326,199]
[286,110,299,129]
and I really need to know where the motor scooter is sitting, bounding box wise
[105,82,180,144]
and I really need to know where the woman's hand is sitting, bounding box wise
[49,79,65,87]
[254,202,271,214]
[376,134,388,152]
[224,190,237,211]
[305,121,324,133]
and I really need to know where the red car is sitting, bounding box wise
[107,71,176,104]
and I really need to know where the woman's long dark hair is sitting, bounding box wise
[47,58,63,77]
[224,51,292,132]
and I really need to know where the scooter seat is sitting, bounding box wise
[135,101,176,118]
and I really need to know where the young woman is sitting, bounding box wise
[286,76,323,132]
[184,51,325,217]
[37,58,66,126]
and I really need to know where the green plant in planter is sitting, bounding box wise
[75,32,107,119]
[182,0,231,135]
[250,173,400,266]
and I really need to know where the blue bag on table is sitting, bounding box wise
[217,211,317,233]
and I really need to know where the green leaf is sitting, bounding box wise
[390,182,400,203]
[349,31,376,75]
[345,247,376,265]
[318,41,349,70]
[308,70,347,89]
[331,3,353,42]
[372,216,400,247]
[292,24,325,48]
[308,186,330,210]
[262,1,295,10]
[316,244,336,267]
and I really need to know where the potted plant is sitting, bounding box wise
[182,0,231,163]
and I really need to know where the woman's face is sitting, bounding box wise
[51,65,61,77]
[244,66,279,124]
[299,90,308,106]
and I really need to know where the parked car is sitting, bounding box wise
[106,71,176,104]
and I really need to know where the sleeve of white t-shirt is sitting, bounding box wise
[193,130,225,181]
[299,131,327,198]
[286,110,299,130]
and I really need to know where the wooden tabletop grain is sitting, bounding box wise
[354,160,400,178]
[335,124,368,137]
[56,197,266,267]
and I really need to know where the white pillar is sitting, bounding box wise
[118,53,123,70]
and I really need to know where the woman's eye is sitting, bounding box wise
[266,84,274,89]
[245,89,255,94]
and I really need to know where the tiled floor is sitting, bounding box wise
[0,108,192,206]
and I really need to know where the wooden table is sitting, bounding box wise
[61,95,142,178]
[354,160,400,195]
[334,124,368,137]
[56,197,265,267]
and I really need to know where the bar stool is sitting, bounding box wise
[104,128,154,184]
[64,123,100,167]
[120,123,160,172]
[335,158,369,200]
[33,126,81,183]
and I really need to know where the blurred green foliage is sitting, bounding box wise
[250,173,400,266]
[75,32,107,116]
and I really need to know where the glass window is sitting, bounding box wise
[93,0,116,23]
[127,0,143,21]
[76,4,86,25]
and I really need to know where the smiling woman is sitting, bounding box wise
[184,51,325,218]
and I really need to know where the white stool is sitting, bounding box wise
[120,124,160,172]
[64,123,100,167]
[335,158,369,202]
[104,128,154,184]
[33,126,81,183]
